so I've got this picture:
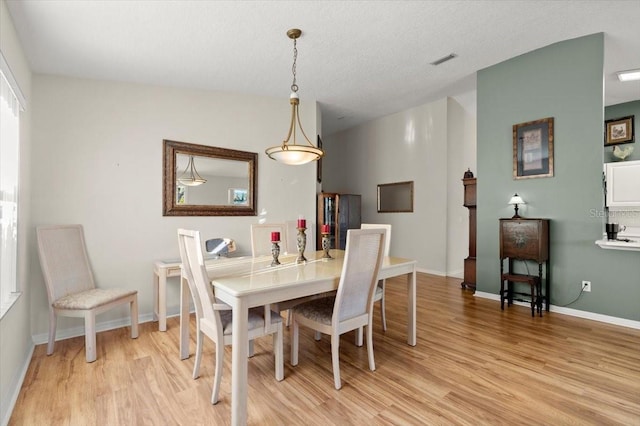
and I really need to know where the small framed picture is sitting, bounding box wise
[604,115,635,146]
[513,117,554,180]
[176,184,187,205]
[228,188,248,205]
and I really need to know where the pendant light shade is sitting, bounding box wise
[177,155,206,186]
[265,28,324,165]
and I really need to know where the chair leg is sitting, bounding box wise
[355,327,363,347]
[285,309,291,327]
[130,296,139,338]
[273,323,284,381]
[211,342,224,404]
[380,285,387,332]
[248,340,255,357]
[366,323,376,372]
[193,330,203,379]
[331,333,341,390]
[47,309,57,356]
[290,318,299,366]
[84,311,97,363]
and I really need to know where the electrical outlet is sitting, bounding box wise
[582,280,592,292]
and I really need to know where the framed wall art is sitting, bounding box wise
[513,117,554,180]
[377,181,414,213]
[228,188,248,205]
[604,115,635,146]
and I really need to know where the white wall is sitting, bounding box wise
[0,0,33,422]
[322,95,476,276]
[446,95,477,278]
[29,74,318,337]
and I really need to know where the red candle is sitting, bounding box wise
[321,224,330,234]
[297,218,306,228]
[271,231,280,242]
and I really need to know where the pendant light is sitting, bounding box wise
[265,28,324,165]
[177,155,206,186]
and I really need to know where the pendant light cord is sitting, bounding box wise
[291,38,298,93]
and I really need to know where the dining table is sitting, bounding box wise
[178,249,417,426]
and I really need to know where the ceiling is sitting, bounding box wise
[5,0,640,136]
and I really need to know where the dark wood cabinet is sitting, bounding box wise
[462,177,477,290]
[499,218,550,316]
[316,193,361,250]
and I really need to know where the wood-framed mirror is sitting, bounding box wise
[377,180,414,213]
[163,140,258,216]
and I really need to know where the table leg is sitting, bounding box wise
[158,272,167,332]
[407,268,416,346]
[153,271,159,322]
[179,275,191,360]
[231,297,249,426]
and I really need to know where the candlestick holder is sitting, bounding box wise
[321,232,332,259]
[271,241,281,266]
[296,227,307,263]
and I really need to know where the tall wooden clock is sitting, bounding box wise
[462,171,476,291]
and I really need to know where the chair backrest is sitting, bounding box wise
[250,223,288,256]
[333,228,385,323]
[285,220,314,254]
[360,224,391,257]
[36,224,96,304]
[177,229,217,326]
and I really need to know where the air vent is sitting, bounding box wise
[430,53,457,66]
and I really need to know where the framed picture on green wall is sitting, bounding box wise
[513,117,554,180]
[604,115,635,146]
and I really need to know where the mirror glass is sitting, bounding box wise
[163,140,258,216]
[377,181,414,213]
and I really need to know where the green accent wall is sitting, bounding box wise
[477,33,639,321]
[604,100,640,163]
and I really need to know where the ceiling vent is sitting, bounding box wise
[430,53,457,66]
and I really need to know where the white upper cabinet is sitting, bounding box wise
[605,160,640,209]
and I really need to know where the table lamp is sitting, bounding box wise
[508,193,525,218]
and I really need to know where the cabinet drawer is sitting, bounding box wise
[500,219,549,262]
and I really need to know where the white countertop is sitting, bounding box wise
[595,226,640,252]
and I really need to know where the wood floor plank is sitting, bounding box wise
[9,273,640,425]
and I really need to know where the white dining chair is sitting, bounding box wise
[178,228,284,404]
[36,224,139,363]
[290,228,386,389]
[360,223,392,331]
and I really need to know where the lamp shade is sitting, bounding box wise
[508,194,525,206]
[177,155,206,186]
[265,144,323,165]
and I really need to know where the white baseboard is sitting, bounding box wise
[417,267,447,276]
[474,291,640,330]
[31,312,154,345]
[447,269,463,279]
[1,341,34,426]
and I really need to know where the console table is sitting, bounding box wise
[152,260,183,331]
[499,218,550,316]
[153,256,248,331]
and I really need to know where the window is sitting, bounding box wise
[0,54,24,318]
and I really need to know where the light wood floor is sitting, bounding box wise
[10,274,640,425]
